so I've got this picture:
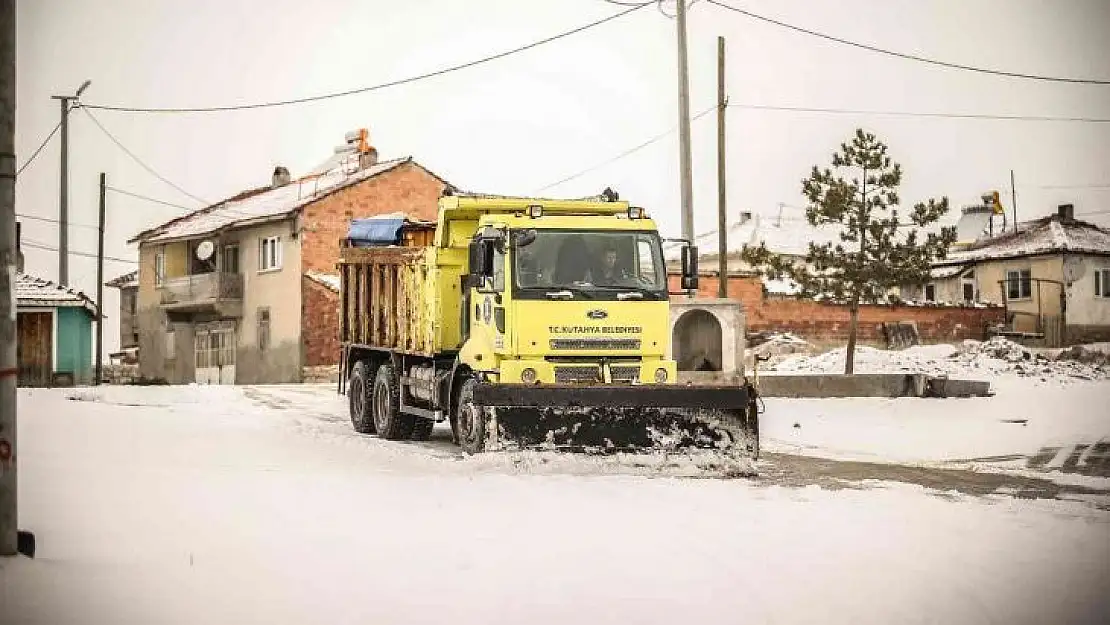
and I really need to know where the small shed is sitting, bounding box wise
[16,273,98,387]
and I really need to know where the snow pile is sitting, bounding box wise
[746,332,815,368]
[952,337,1109,381]
[771,337,1109,383]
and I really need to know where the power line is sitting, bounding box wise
[728,103,1110,123]
[536,105,715,191]
[15,212,99,229]
[706,0,1110,86]
[1032,183,1110,190]
[15,120,61,179]
[105,186,195,211]
[81,4,650,114]
[80,107,210,205]
[22,239,136,264]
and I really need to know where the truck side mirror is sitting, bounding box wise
[681,244,699,291]
[468,240,489,278]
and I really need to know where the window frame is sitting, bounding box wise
[154,251,166,287]
[258,236,283,273]
[1096,268,1110,299]
[924,283,937,303]
[1006,268,1032,300]
[223,244,240,274]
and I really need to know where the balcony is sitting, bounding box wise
[160,272,243,317]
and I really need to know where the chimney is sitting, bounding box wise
[272,166,291,188]
[16,221,24,273]
[359,146,379,170]
[1057,204,1075,222]
[738,211,752,225]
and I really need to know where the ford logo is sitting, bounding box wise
[586,309,608,320]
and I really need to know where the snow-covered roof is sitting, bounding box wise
[105,270,138,289]
[305,271,341,293]
[763,276,801,295]
[929,264,967,279]
[130,156,449,245]
[16,273,97,315]
[937,215,1110,266]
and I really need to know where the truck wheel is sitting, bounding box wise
[410,418,435,441]
[454,377,489,454]
[372,361,414,440]
[348,360,376,434]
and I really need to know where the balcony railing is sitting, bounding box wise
[160,272,243,309]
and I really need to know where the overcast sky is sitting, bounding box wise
[14,0,1110,356]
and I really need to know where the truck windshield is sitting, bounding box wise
[513,230,667,298]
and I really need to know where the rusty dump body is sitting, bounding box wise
[337,194,759,460]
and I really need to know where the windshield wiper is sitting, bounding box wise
[545,290,574,300]
[616,291,644,300]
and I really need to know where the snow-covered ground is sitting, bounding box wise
[3,383,1109,624]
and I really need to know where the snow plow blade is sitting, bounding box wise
[472,383,759,459]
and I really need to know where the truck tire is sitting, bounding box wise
[454,377,489,454]
[348,360,376,434]
[410,417,435,441]
[372,361,414,440]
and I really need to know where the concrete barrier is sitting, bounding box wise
[754,373,991,398]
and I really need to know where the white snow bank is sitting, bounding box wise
[772,337,1109,385]
[5,385,1109,625]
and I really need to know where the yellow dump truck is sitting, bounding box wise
[337,190,759,458]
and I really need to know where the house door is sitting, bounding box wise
[195,326,236,385]
[17,312,53,387]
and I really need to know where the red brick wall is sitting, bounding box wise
[299,161,447,275]
[670,274,1005,345]
[302,276,340,366]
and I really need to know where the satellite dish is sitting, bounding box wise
[1063,256,1086,283]
[195,240,215,261]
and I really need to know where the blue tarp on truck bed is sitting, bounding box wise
[347,216,406,247]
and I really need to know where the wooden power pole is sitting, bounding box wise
[0,0,18,557]
[716,36,727,298]
[95,173,105,385]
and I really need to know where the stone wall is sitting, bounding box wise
[302,276,341,367]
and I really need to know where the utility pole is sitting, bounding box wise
[50,79,90,287]
[1010,169,1018,229]
[95,172,105,386]
[675,0,694,246]
[716,35,727,299]
[0,0,19,557]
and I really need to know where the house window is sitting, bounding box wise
[1006,269,1032,299]
[924,284,936,302]
[154,251,166,287]
[962,282,975,302]
[259,236,282,272]
[223,244,240,274]
[1096,268,1110,298]
[257,308,271,350]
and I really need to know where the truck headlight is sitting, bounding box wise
[654,368,668,383]
[521,368,538,384]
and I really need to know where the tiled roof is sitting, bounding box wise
[130,156,450,245]
[304,271,340,293]
[105,270,138,288]
[936,215,1110,266]
[16,273,97,315]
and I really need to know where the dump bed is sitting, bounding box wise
[337,220,439,356]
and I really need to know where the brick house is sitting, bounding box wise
[127,133,452,384]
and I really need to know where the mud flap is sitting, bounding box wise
[472,383,759,459]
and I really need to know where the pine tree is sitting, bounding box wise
[742,129,957,374]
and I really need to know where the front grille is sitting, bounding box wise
[610,365,641,382]
[552,365,641,384]
[554,366,601,384]
[550,338,641,351]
